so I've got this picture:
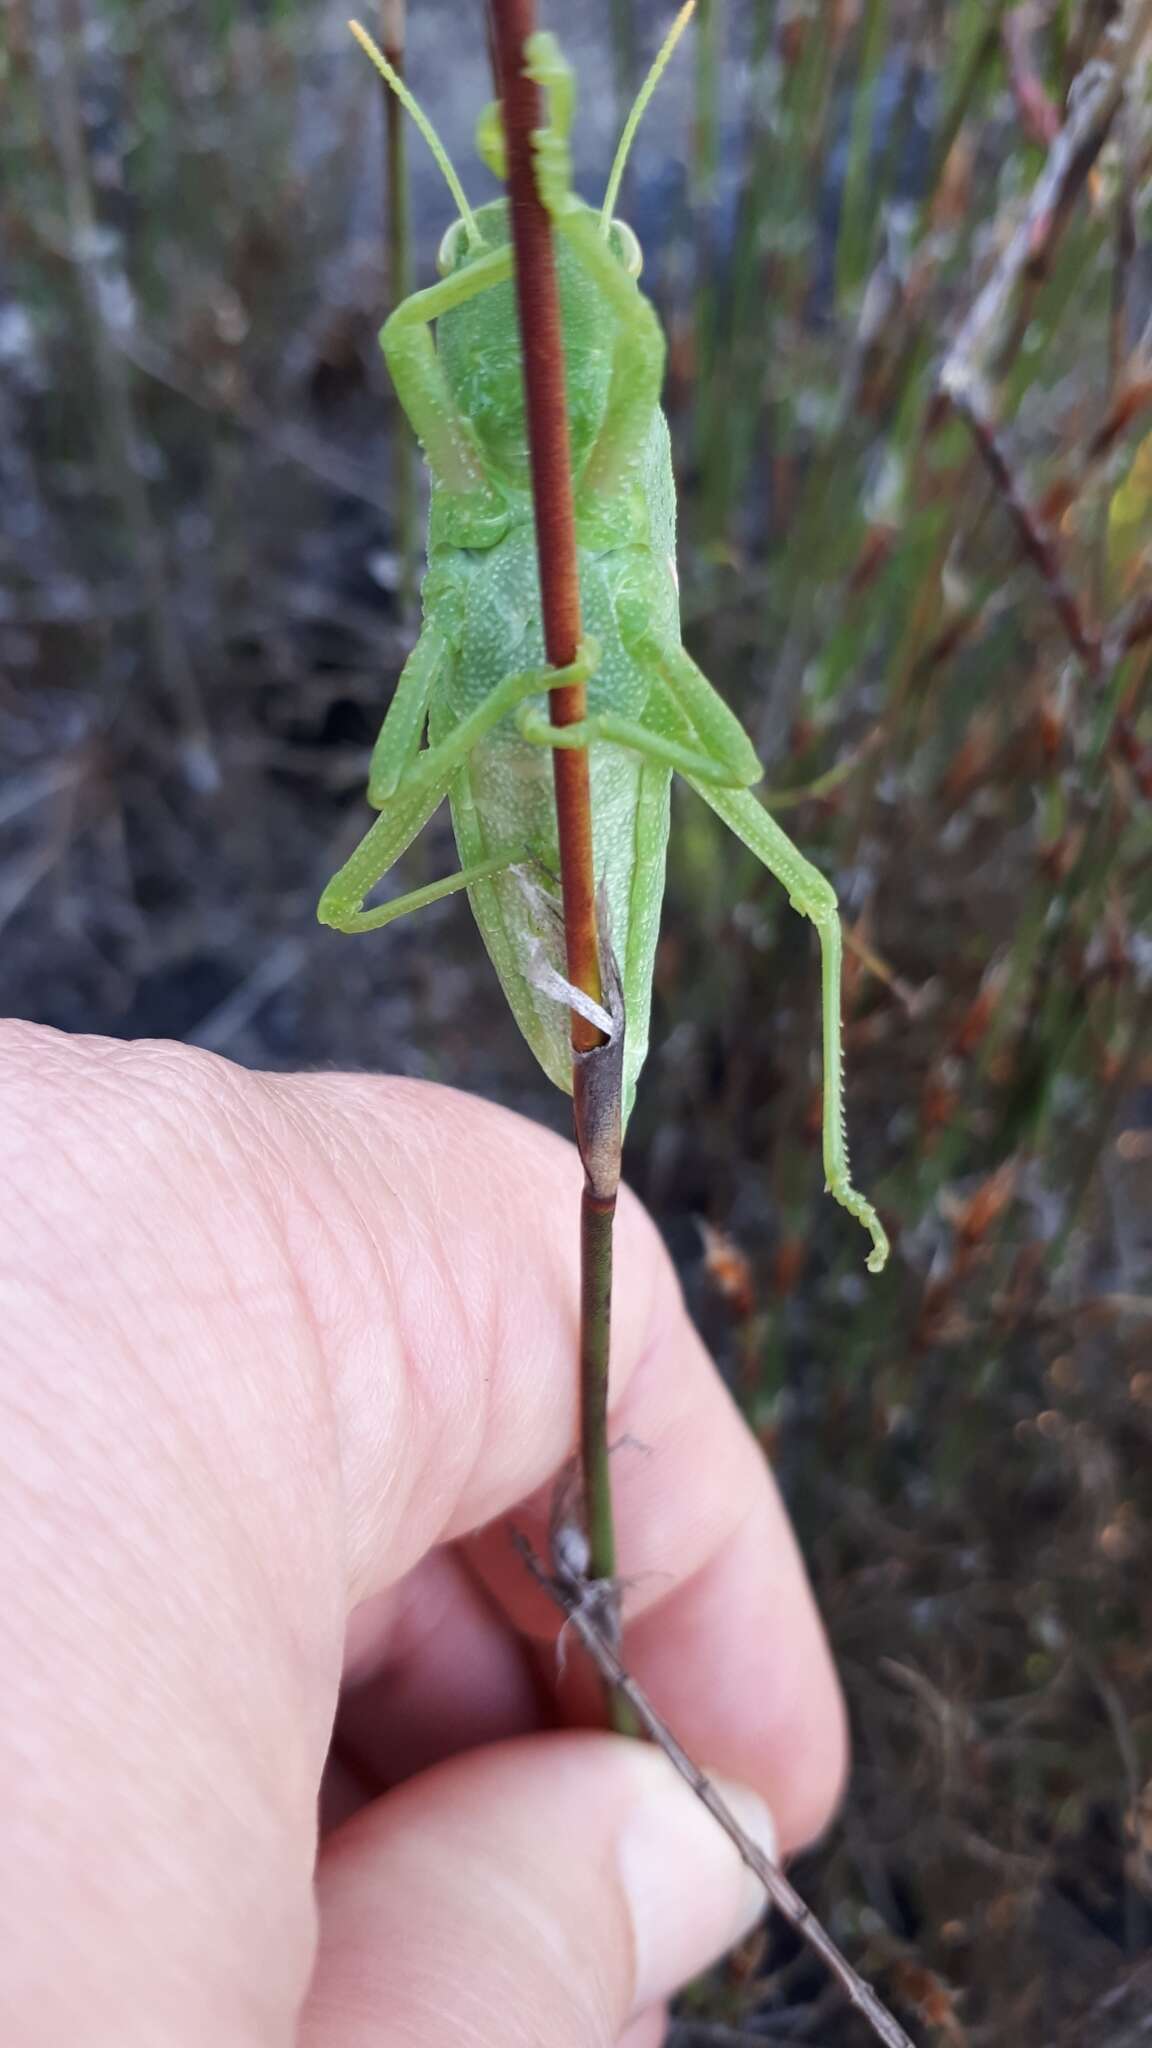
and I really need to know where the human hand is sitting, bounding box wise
[0,1023,845,2047]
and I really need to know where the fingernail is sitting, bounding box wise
[616,1747,777,2012]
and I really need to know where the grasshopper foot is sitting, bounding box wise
[549,634,601,688]
[514,636,602,744]
[828,1175,890,1274]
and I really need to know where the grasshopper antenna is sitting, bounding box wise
[600,0,696,233]
[348,19,484,249]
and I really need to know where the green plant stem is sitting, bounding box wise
[834,0,889,303]
[381,0,417,619]
[579,1190,618,1583]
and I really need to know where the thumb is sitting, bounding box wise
[301,1732,776,2047]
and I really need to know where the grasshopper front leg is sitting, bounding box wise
[480,34,666,509]
[380,244,514,513]
[364,619,448,807]
[516,560,763,781]
[513,700,760,786]
[319,641,600,932]
[319,806,523,934]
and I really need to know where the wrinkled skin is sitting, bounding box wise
[0,1023,846,2046]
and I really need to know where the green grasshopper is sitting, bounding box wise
[318,13,889,1273]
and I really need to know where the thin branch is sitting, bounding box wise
[941,0,1151,391]
[957,408,1100,668]
[1115,594,1152,659]
[488,0,604,1035]
[938,0,1152,670]
[488,2,625,1663]
[515,1534,917,2048]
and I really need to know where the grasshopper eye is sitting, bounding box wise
[437,218,470,275]
[608,219,643,279]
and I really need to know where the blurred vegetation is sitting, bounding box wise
[3,0,1152,2040]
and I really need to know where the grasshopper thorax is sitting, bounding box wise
[434,198,643,499]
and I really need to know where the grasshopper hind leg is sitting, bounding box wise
[685,778,890,1274]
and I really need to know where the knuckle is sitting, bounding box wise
[0,1024,261,1223]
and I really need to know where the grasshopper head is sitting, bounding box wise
[348,8,689,491]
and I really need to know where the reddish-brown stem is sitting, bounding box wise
[959,396,1102,671]
[489,3,623,1690]
[488,0,604,1048]
[1112,593,1152,661]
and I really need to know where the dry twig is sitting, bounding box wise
[939,0,1152,669]
[515,1532,917,2048]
